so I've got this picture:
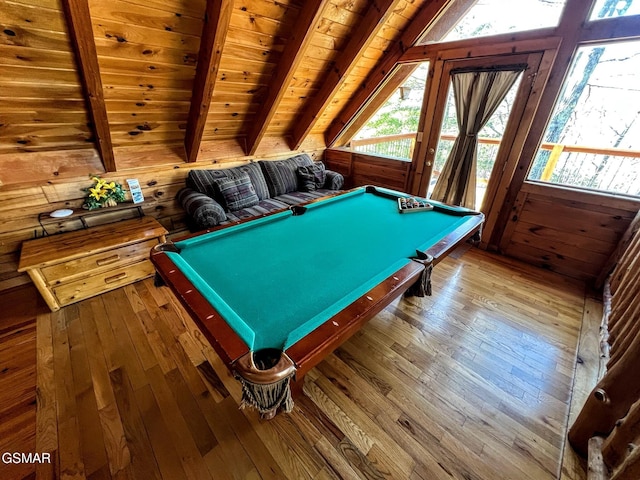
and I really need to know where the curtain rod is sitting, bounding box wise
[450,63,528,75]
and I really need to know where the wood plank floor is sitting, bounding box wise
[0,284,43,480]
[1,247,591,479]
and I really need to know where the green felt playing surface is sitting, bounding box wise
[168,188,474,351]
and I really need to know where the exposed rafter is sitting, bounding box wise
[290,0,405,150]
[324,0,455,148]
[62,0,115,172]
[246,0,331,156]
[418,0,478,44]
[184,0,233,163]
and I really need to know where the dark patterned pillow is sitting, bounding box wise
[212,173,259,211]
[296,163,327,191]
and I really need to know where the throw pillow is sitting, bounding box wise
[260,161,298,196]
[212,173,259,211]
[296,163,327,191]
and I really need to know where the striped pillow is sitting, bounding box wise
[259,154,314,196]
[212,173,259,211]
[176,188,226,228]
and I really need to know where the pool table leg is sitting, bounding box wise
[291,375,305,398]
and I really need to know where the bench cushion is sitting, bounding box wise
[225,198,290,222]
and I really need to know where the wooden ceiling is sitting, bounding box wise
[0,0,453,181]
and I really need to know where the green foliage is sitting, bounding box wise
[364,104,421,136]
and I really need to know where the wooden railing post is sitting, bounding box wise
[540,144,565,181]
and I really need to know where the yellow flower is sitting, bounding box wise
[103,181,116,190]
[89,187,107,200]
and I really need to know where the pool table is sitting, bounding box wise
[151,186,483,417]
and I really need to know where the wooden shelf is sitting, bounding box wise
[37,199,157,236]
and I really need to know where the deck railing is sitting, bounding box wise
[350,133,417,160]
[350,133,640,196]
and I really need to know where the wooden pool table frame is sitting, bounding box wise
[150,186,484,398]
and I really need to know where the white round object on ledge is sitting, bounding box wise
[49,209,74,218]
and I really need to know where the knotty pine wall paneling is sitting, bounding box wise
[0,0,94,154]
[324,148,411,191]
[324,148,353,186]
[87,0,206,159]
[500,182,640,282]
[201,1,301,143]
[304,0,426,136]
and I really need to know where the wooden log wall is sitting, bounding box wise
[0,149,322,292]
[568,211,640,479]
[499,182,640,282]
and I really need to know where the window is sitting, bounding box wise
[350,63,429,161]
[439,0,565,43]
[528,41,640,196]
[590,0,640,20]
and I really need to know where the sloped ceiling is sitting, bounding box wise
[0,0,451,183]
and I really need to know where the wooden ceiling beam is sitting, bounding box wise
[324,0,456,147]
[184,0,233,163]
[62,0,115,172]
[290,0,405,151]
[245,0,331,156]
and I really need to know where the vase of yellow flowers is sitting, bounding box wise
[83,176,127,210]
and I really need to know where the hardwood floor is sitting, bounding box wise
[0,284,42,480]
[1,247,591,479]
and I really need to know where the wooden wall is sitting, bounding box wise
[324,148,411,191]
[0,0,439,182]
[0,149,322,292]
[0,0,93,155]
[500,182,640,282]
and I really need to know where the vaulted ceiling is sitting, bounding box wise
[0,0,455,183]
